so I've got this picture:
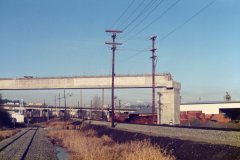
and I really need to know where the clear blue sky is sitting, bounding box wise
[0,0,239,104]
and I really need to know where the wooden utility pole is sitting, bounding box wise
[150,36,157,124]
[105,29,122,128]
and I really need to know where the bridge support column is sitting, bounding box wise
[40,109,43,117]
[158,86,181,125]
[29,110,32,117]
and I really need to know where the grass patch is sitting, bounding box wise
[0,129,20,141]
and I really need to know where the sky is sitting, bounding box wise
[0,0,239,105]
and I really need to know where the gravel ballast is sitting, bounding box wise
[0,127,57,160]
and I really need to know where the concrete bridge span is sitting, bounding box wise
[0,74,179,90]
[0,74,181,124]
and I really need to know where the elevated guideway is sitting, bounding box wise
[0,74,181,124]
[0,74,179,90]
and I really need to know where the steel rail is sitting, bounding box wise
[0,128,33,152]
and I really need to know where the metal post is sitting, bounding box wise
[150,36,157,124]
[102,88,104,120]
[55,96,57,117]
[105,29,122,128]
[90,100,92,120]
[47,103,49,121]
[64,90,67,121]
[77,101,80,118]
[157,92,162,124]
[80,89,83,107]
[58,93,60,107]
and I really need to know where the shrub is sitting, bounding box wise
[0,107,12,128]
[48,124,175,160]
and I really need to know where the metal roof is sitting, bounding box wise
[181,101,240,105]
[132,107,157,114]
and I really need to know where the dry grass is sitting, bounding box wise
[0,129,20,141]
[48,123,175,160]
[38,119,75,130]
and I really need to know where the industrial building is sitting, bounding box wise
[180,101,240,123]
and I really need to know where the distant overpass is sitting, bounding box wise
[0,74,181,124]
[3,105,137,113]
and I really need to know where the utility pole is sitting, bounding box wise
[58,93,61,107]
[68,93,73,118]
[105,29,122,128]
[55,96,57,117]
[102,89,104,120]
[150,36,157,124]
[118,99,121,114]
[80,89,83,107]
[64,90,67,121]
[90,100,92,120]
[78,101,80,118]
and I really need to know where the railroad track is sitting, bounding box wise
[0,127,33,152]
[86,119,240,132]
[0,127,39,160]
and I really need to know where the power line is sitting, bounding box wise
[123,0,181,43]
[123,0,165,37]
[122,0,158,31]
[118,50,147,63]
[110,0,136,29]
[159,0,217,42]
[118,0,147,29]
[117,48,148,52]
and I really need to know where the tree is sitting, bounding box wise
[0,108,12,128]
[224,92,231,101]
[0,93,12,128]
[0,93,2,105]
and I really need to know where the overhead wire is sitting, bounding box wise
[122,0,165,37]
[119,0,217,65]
[122,0,158,31]
[159,0,217,42]
[117,0,147,29]
[109,0,136,29]
[118,49,148,63]
[117,48,148,52]
[113,0,217,71]
[123,0,181,43]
